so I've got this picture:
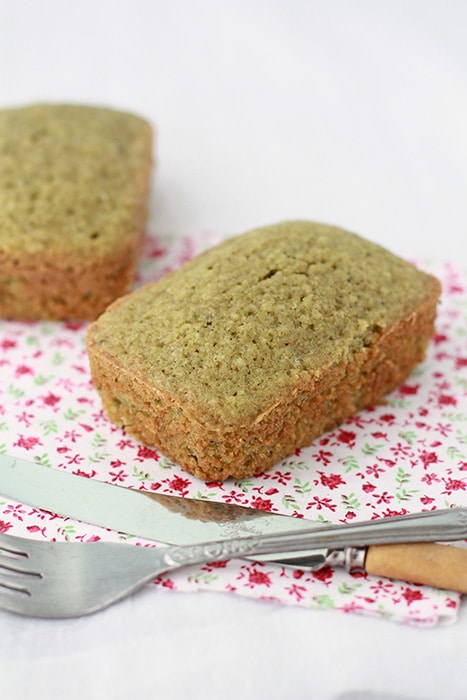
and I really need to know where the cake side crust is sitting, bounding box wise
[0,231,144,320]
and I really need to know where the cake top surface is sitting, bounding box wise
[0,103,152,256]
[88,221,440,425]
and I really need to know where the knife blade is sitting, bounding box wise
[0,454,316,544]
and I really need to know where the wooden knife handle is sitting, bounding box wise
[365,542,467,593]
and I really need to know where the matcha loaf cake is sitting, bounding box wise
[86,221,441,481]
[0,103,153,320]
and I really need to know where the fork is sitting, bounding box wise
[2,506,467,618]
[0,530,331,618]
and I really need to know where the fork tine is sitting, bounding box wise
[0,532,43,575]
[0,531,30,556]
[0,533,46,618]
[0,538,37,616]
[0,535,57,617]
[0,583,37,617]
[0,561,42,582]
[0,571,32,594]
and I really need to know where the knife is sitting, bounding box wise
[2,454,467,593]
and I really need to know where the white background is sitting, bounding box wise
[1,1,466,699]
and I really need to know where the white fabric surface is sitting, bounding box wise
[0,1,466,698]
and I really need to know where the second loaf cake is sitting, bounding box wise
[86,221,441,481]
[0,103,153,320]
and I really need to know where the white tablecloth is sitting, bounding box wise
[1,1,466,698]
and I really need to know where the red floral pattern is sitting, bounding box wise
[0,231,466,627]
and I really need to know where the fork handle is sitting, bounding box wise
[165,508,467,569]
[365,543,467,594]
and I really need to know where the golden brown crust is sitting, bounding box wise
[86,221,441,481]
[0,232,145,321]
[0,104,153,320]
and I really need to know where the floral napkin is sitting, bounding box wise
[0,231,466,627]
